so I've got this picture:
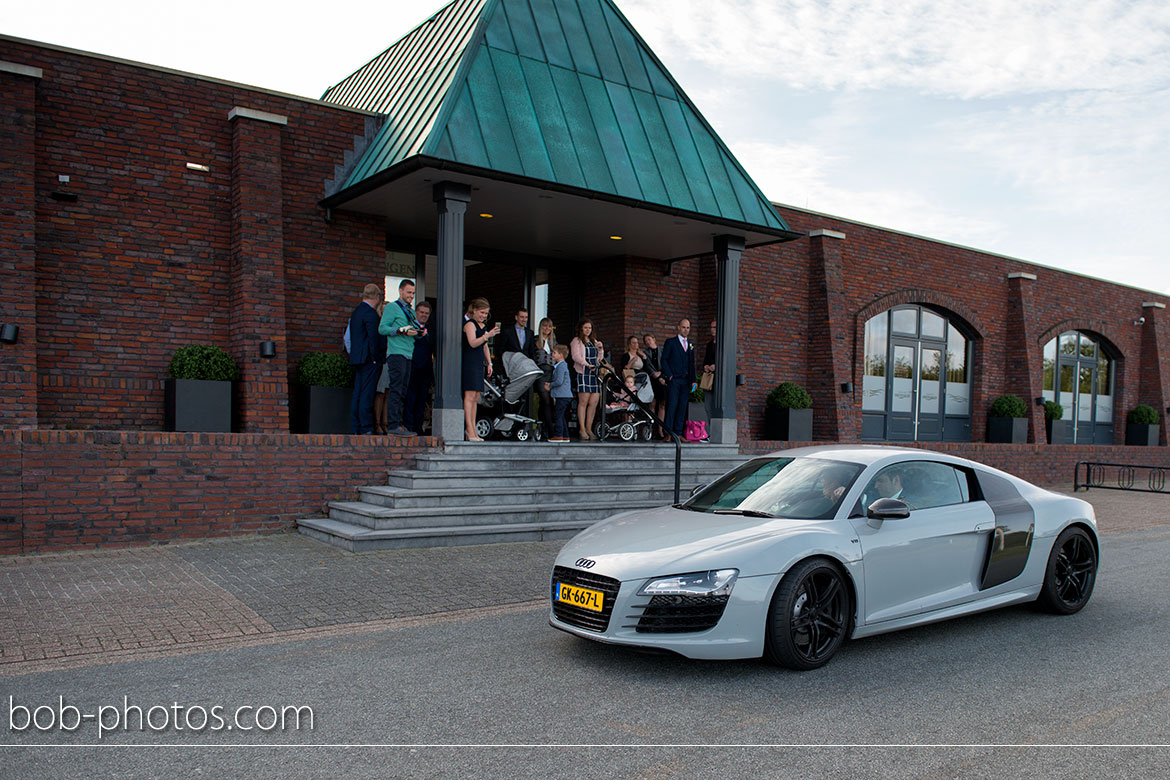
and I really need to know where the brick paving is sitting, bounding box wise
[0,488,1165,677]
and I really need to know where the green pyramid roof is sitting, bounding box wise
[321,0,789,233]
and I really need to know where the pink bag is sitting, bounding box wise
[684,420,707,442]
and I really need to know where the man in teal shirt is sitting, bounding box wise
[378,279,424,435]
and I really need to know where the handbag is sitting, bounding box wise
[684,420,707,442]
[698,372,714,392]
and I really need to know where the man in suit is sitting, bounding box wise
[348,283,387,434]
[496,307,536,415]
[660,318,695,438]
[404,300,436,434]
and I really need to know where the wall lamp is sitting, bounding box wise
[259,340,276,358]
[0,323,18,344]
[1134,316,1146,326]
[840,382,854,394]
[735,373,745,387]
[1034,397,1046,407]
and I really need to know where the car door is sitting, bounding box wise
[850,462,995,624]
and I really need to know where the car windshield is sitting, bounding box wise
[684,457,864,520]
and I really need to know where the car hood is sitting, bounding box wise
[556,505,829,581]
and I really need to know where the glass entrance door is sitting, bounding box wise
[886,342,917,441]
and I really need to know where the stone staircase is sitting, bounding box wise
[297,441,747,552]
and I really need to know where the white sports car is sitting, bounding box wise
[549,445,1099,669]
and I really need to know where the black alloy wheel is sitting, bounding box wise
[1037,526,1097,614]
[764,558,852,670]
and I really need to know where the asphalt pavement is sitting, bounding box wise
[1,486,1169,778]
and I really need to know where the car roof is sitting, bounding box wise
[755,444,967,467]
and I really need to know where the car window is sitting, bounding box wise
[860,461,967,511]
[686,457,863,520]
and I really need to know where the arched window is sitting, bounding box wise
[861,305,971,442]
[1041,331,1114,444]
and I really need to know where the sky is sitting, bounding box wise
[6,0,1170,294]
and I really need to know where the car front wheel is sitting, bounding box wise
[1036,526,1097,614]
[764,558,851,670]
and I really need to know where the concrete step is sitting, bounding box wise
[297,517,588,552]
[357,482,692,509]
[411,450,746,472]
[327,497,663,530]
[384,466,733,490]
[440,441,741,458]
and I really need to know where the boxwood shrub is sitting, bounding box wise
[167,345,240,382]
[988,394,1027,419]
[766,382,812,410]
[1128,404,1160,425]
[296,352,354,388]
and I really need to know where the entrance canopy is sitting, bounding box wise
[319,0,799,261]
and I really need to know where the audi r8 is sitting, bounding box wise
[549,445,1098,669]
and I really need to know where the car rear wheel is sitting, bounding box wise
[764,558,851,670]
[1036,526,1097,614]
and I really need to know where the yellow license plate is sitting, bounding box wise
[555,582,605,612]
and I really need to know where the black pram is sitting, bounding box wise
[476,351,544,441]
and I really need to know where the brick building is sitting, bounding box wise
[2,0,1168,553]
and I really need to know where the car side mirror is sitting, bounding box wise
[866,497,911,528]
[690,484,704,497]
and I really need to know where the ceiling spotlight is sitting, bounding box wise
[479,213,493,219]
[609,235,622,240]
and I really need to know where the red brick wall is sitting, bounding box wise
[0,429,438,554]
[0,38,384,431]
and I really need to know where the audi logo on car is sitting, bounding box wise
[575,558,597,569]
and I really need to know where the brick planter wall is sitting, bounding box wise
[0,430,439,554]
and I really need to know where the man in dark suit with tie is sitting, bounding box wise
[348,283,387,434]
[496,307,536,415]
[660,318,695,438]
[404,300,436,434]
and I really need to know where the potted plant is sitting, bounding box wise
[765,382,813,441]
[987,394,1028,443]
[1126,404,1160,446]
[1044,400,1066,444]
[294,352,354,434]
[164,344,239,432]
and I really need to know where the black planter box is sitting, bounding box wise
[164,378,233,432]
[1126,423,1159,446]
[294,386,351,434]
[1045,419,1068,444]
[765,407,812,441]
[987,416,1027,443]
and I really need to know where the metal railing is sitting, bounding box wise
[1074,461,1170,494]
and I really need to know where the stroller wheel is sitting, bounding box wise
[640,425,653,441]
[515,427,531,442]
[474,418,492,440]
[593,421,607,441]
[618,422,636,441]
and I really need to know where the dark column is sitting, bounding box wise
[228,107,290,432]
[0,62,42,430]
[1139,302,1169,445]
[1005,272,1041,442]
[807,229,858,441]
[433,181,471,442]
[711,235,744,443]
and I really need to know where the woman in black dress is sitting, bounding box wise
[462,297,500,441]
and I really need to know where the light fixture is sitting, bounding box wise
[1034,396,1046,407]
[1134,316,1146,326]
[840,382,854,394]
[0,323,18,344]
[609,235,622,240]
[478,213,493,219]
[259,340,276,358]
[186,162,210,172]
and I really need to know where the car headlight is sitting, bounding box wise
[638,569,739,597]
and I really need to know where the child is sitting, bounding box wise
[606,374,637,412]
[547,344,573,442]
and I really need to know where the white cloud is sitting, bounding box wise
[624,0,1170,98]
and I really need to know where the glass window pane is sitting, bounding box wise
[921,310,945,340]
[1059,332,1077,356]
[891,346,914,412]
[1079,333,1096,358]
[891,308,917,335]
[1042,338,1056,393]
[1079,366,1093,423]
[920,349,941,415]
[863,314,887,411]
[1096,355,1112,422]
[860,462,963,511]
[945,325,969,415]
[1058,365,1075,420]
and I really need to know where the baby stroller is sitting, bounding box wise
[476,351,544,441]
[593,362,657,442]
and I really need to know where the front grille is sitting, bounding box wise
[629,594,730,633]
[552,566,621,632]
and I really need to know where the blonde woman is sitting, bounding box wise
[534,318,557,438]
[569,318,603,440]
[462,298,501,441]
